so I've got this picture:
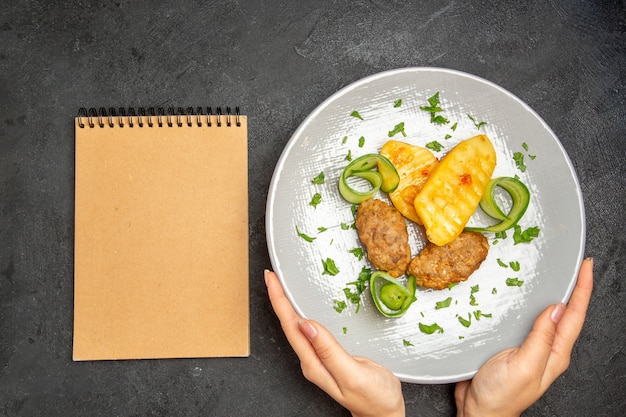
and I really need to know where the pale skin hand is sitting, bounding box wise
[454,258,594,417]
[266,258,593,417]
[265,269,405,417]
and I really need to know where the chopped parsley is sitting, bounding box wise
[350,110,363,120]
[309,193,322,208]
[333,299,347,313]
[457,313,472,328]
[343,287,361,305]
[492,287,498,295]
[403,339,414,346]
[295,226,316,242]
[348,247,364,260]
[498,259,521,271]
[435,297,453,309]
[312,171,325,185]
[419,322,444,334]
[448,282,459,290]
[473,310,493,320]
[513,151,527,172]
[426,141,444,152]
[470,285,480,306]
[420,92,449,125]
[350,205,358,219]
[348,267,371,293]
[321,258,340,276]
[343,327,347,334]
[431,114,450,125]
[450,122,458,131]
[342,135,348,144]
[394,99,403,108]
[317,226,328,233]
[345,149,352,161]
[420,92,443,113]
[388,122,407,137]
[467,113,488,130]
[506,277,524,287]
[493,233,504,244]
[513,225,540,244]
[522,142,537,160]
[343,266,371,313]
[358,136,365,147]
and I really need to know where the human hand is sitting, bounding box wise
[454,258,594,417]
[265,269,405,417]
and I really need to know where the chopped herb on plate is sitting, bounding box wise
[350,110,363,120]
[322,258,340,276]
[348,247,364,260]
[457,313,472,328]
[309,192,322,208]
[513,225,540,244]
[388,122,407,137]
[295,226,316,242]
[435,297,453,309]
[333,299,347,313]
[419,322,444,334]
[426,141,444,152]
[467,113,487,129]
[506,277,524,287]
[311,171,325,184]
[513,151,527,172]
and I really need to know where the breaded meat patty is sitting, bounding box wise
[355,199,411,277]
[407,231,489,289]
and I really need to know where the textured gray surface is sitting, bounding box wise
[1,1,624,416]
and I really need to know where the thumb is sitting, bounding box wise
[298,319,357,384]
[515,303,564,378]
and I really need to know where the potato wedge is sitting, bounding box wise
[414,134,496,246]
[380,140,439,224]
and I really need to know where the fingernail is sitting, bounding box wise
[585,257,594,268]
[264,269,270,286]
[298,319,318,341]
[550,303,566,324]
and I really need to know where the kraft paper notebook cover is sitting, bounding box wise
[73,107,249,360]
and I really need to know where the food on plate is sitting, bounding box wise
[414,134,496,246]
[465,176,531,233]
[338,154,400,204]
[379,140,439,225]
[407,231,489,290]
[369,272,417,317]
[355,198,411,278]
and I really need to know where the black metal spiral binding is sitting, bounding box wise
[77,106,241,128]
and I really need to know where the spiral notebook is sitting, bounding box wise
[73,107,249,361]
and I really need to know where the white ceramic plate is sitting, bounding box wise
[266,67,585,383]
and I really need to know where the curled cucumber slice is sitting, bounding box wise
[466,176,530,233]
[338,154,400,204]
[370,271,417,318]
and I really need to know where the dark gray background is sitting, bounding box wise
[1,1,625,416]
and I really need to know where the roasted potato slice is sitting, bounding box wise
[380,140,438,224]
[414,134,496,246]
